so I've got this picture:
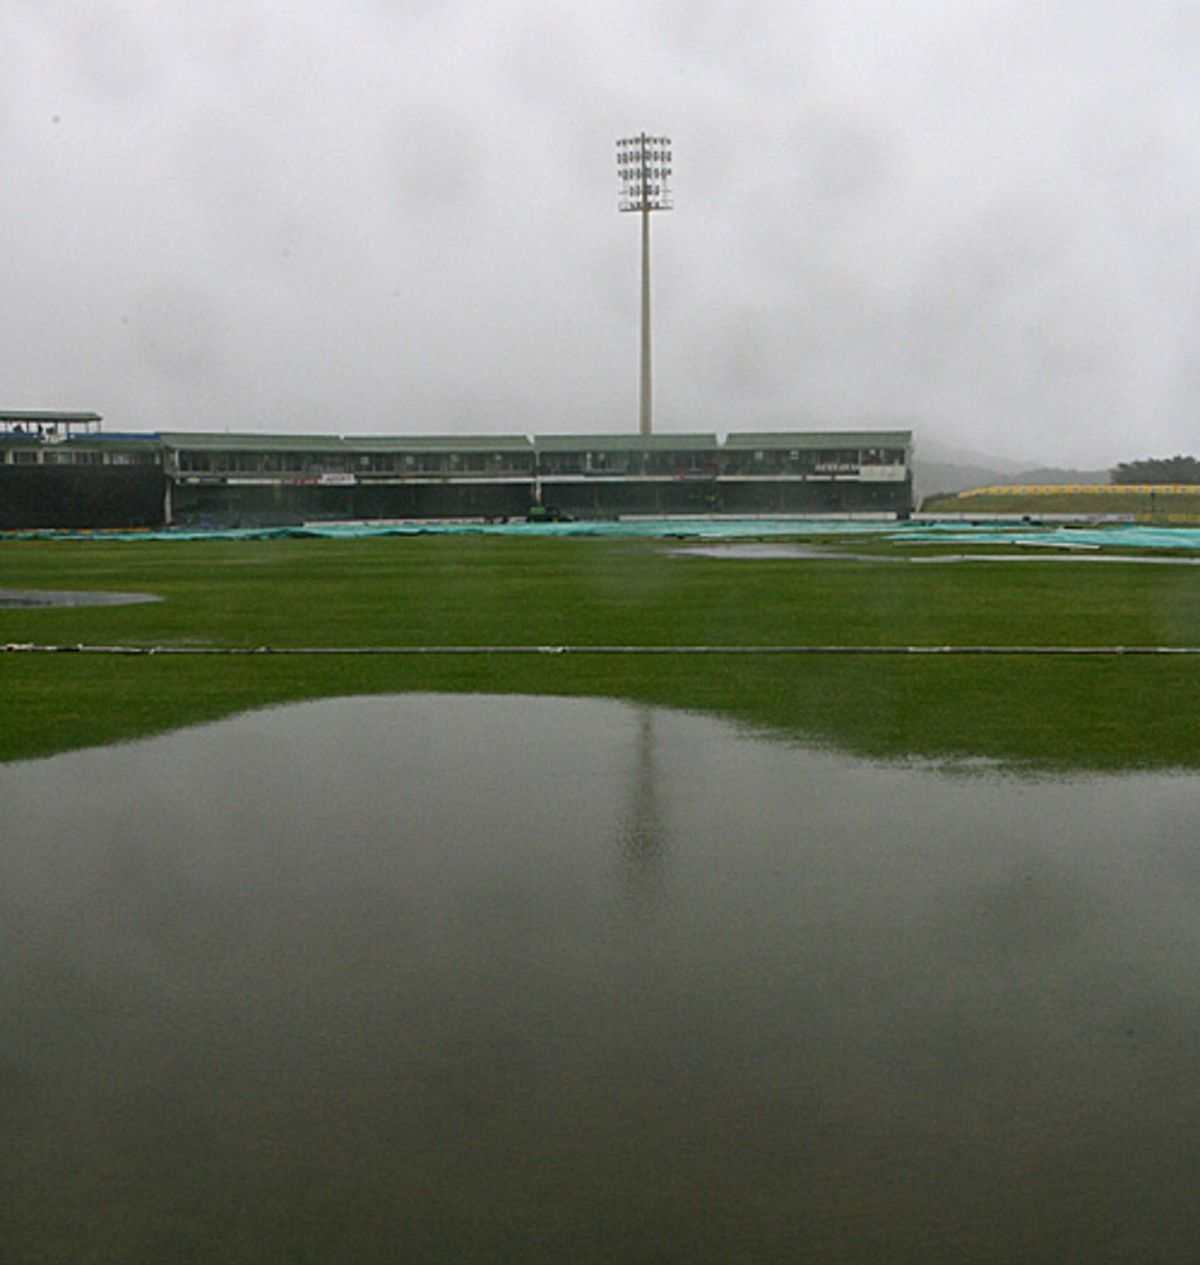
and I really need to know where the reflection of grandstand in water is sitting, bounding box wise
[616,708,670,909]
[1,415,913,528]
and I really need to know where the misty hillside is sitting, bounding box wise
[914,461,1110,501]
[911,438,1108,500]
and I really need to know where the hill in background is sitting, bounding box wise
[912,437,1108,500]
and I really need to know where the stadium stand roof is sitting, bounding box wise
[533,433,719,451]
[0,410,102,423]
[723,431,912,449]
[159,432,534,453]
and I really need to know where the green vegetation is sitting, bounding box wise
[4,534,1200,770]
[921,488,1200,519]
[1111,454,1200,484]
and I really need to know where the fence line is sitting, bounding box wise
[6,643,1200,657]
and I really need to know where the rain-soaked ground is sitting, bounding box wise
[0,589,162,607]
[4,695,1200,1263]
[671,542,1200,563]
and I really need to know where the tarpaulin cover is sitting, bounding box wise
[6,519,1200,550]
[4,519,906,543]
[888,523,1200,550]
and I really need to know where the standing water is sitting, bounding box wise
[3,695,1199,1263]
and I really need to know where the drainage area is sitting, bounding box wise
[0,588,162,607]
[5,694,1199,1263]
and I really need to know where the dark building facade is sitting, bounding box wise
[0,412,164,529]
[2,414,913,529]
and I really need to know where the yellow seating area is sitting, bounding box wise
[960,483,1200,497]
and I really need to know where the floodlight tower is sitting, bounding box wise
[616,133,673,436]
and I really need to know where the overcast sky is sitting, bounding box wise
[4,1,1199,465]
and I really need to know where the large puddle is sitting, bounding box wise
[0,588,161,607]
[672,542,1200,563]
[4,695,1200,1262]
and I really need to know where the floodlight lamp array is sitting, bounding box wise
[616,133,673,211]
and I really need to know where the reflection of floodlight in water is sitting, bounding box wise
[616,133,673,436]
[617,708,669,911]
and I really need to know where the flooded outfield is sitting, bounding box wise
[4,695,1200,1262]
[0,589,162,607]
[673,543,1200,564]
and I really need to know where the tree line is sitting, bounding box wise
[1110,455,1200,484]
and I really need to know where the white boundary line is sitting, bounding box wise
[5,644,1200,657]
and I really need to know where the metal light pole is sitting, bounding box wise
[616,133,672,436]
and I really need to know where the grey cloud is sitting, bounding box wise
[351,0,461,28]
[787,106,895,209]
[3,0,1199,465]
[129,285,227,385]
[67,8,159,106]
[390,109,485,214]
[156,0,270,84]
[499,5,600,110]
[690,307,789,400]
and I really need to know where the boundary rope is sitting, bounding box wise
[5,643,1200,657]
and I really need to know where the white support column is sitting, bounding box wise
[617,132,672,441]
[640,203,652,436]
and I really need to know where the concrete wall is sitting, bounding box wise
[0,466,165,530]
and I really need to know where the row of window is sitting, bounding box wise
[4,445,906,473]
[176,451,532,475]
[3,449,160,466]
[169,447,908,477]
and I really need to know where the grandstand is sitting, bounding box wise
[0,412,164,529]
[2,416,914,529]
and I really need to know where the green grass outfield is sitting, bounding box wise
[4,533,1200,770]
[921,489,1200,519]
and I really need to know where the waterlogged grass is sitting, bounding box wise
[922,489,1200,519]
[3,534,1200,768]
